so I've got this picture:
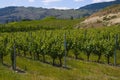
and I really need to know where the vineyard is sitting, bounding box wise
[1,25,120,65]
[0,18,82,32]
[0,19,120,80]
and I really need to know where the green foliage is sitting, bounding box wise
[42,16,56,20]
[0,19,82,32]
[2,55,120,80]
[1,26,120,65]
[0,23,120,80]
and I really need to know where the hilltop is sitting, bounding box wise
[79,0,120,11]
[77,4,120,28]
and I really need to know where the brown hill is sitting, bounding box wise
[77,4,120,28]
[90,4,120,17]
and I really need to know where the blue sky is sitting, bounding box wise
[0,0,115,9]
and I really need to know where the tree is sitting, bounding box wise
[83,40,93,61]
[71,39,81,59]
[0,42,5,64]
[9,39,16,70]
[104,40,114,64]
[70,16,73,20]
[93,40,104,62]
[0,37,8,64]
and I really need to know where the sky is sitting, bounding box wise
[0,0,115,9]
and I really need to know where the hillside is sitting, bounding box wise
[0,18,84,32]
[1,0,120,24]
[0,14,120,80]
[0,6,88,23]
[1,55,120,80]
[1,26,120,80]
[79,0,120,11]
[77,4,120,28]
[1,1,120,80]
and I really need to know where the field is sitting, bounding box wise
[0,18,120,80]
[1,55,120,80]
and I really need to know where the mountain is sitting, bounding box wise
[77,4,120,28]
[0,6,90,23]
[0,0,120,23]
[77,0,120,18]
[79,0,120,11]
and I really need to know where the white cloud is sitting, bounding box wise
[28,0,35,2]
[42,0,61,3]
[48,6,70,9]
[74,0,84,2]
[93,0,115,3]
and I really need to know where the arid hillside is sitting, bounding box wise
[77,4,120,28]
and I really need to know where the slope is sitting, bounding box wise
[0,6,87,24]
[0,18,84,32]
[77,4,120,28]
[1,55,120,80]
[79,0,120,11]
[1,0,120,24]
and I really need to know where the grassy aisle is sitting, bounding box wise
[1,55,120,80]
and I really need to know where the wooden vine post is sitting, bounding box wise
[64,33,67,68]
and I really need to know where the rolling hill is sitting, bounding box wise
[1,1,120,80]
[1,0,120,24]
[77,4,120,28]
[0,6,89,23]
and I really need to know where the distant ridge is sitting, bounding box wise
[0,0,120,23]
[79,0,120,11]
[0,6,90,23]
